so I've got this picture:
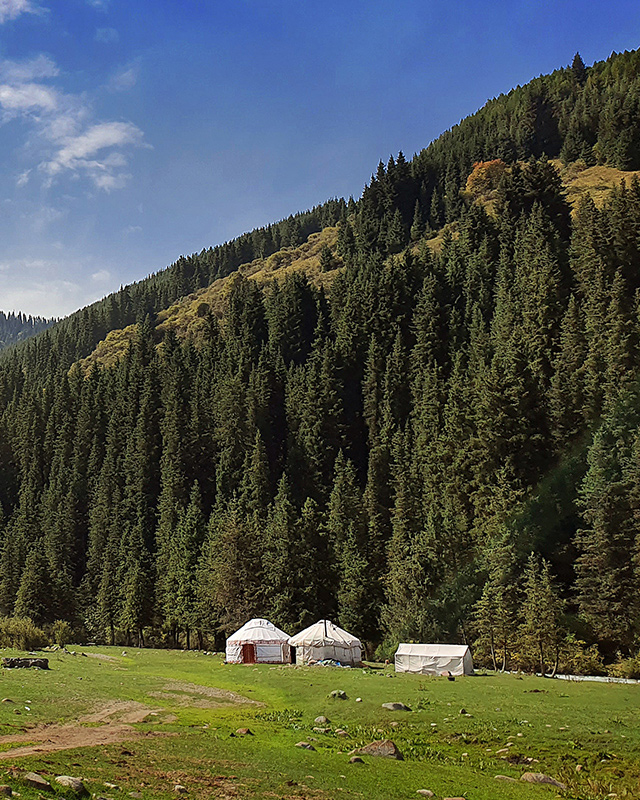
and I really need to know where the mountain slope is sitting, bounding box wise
[0,50,639,670]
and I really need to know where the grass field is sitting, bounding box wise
[0,647,636,800]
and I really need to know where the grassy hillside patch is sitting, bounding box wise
[0,647,636,799]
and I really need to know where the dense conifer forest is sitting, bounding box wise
[1,49,640,673]
[0,311,54,351]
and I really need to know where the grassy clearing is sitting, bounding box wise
[0,647,636,799]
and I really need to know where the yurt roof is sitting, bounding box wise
[227,618,290,644]
[289,619,361,648]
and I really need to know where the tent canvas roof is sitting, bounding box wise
[395,643,470,657]
[289,619,361,648]
[227,618,290,644]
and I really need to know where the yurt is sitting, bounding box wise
[394,643,474,676]
[225,618,291,664]
[288,619,362,666]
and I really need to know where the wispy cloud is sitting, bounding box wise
[0,0,37,24]
[91,268,110,282]
[0,54,147,192]
[95,26,118,44]
[107,64,138,92]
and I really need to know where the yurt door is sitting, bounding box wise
[242,643,256,664]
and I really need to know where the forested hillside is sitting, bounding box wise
[0,49,640,672]
[0,311,54,351]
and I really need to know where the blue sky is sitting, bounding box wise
[0,0,639,317]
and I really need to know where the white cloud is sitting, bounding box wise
[0,0,36,24]
[16,168,30,187]
[0,82,58,114]
[0,54,147,191]
[124,224,142,235]
[86,0,109,9]
[95,26,118,44]
[108,64,138,92]
[91,269,110,282]
[0,55,58,82]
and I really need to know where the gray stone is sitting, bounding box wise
[349,756,364,764]
[1,698,13,703]
[235,727,253,736]
[23,773,52,791]
[494,775,518,782]
[335,729,348,736]
[295,741,316,751]
[3,658,49,670]
[314,715,330,724]
[55,777,88,795]
[382,702,411,712]
[329,690,347,700]
[174,787,187,794]
[104,784,120,791]
[520,772,567,790]
[312,727,330,733]
[352,739,403,760]
[416,792,435,798]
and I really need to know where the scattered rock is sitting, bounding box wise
[495,775,517,783]
[1,698,13,703]
[55,777,88,795]
[314,716,330,725]
[104,783,120,790]
[235,727,253,736]
[389,721,399,727]
[335,729,348,736]
[520,772,567,790]
[174,786,187,794]
[0,787,11,797]
[348,756,364,764]
[329,690,347,700]
[295,741,316,751]
[313,727,330,734]
[355,697,362,702]
[23,773,52,791]
[416,792,435,798]
[382,702,411,712]
[2,658,49,670]
[352,739,403,760]
[496,747,510,755]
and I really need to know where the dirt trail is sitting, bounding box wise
[0,722,152,759]
[0,682,256,759]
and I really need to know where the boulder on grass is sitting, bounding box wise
[520,772,567,790]
[352,739,403,760]
[382,702,411,711]
[24,773,52,791]
[55,776,88,795]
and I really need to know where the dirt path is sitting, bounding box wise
[0,722,152,759]
[0,681,256,759]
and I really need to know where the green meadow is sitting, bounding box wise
[0,647,636,800]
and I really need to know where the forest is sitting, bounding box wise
[0,50,639,674]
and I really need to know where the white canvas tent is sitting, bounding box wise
[394,643,474,676]
[288,619,362,666]
[226,618,291,664]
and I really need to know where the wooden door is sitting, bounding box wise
[241,643,256,664]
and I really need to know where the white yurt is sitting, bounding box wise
[225,618,291,664]
[288,619,362,666]
[394,643,474,676]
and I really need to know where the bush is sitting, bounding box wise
[51,619,73,647]
[607,652,640,680]
[0,617,48,651]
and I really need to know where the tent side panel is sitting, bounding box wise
[226,643,242,662]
